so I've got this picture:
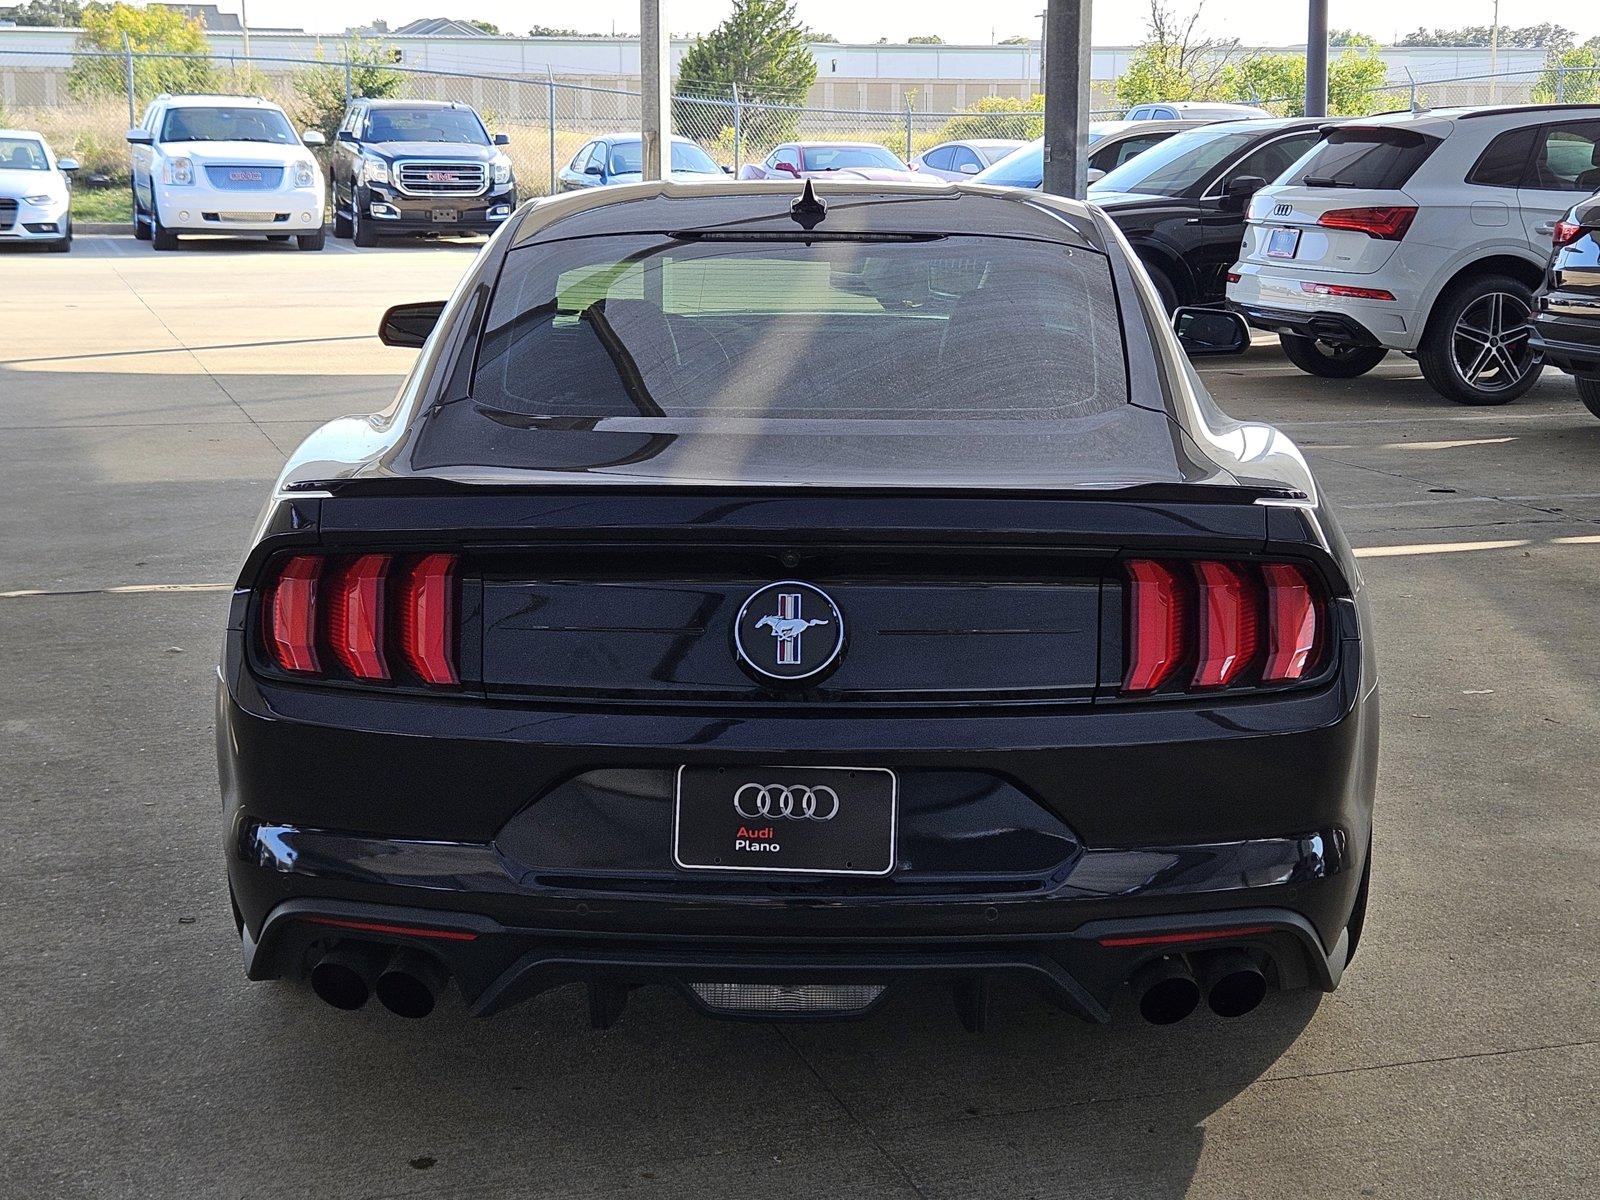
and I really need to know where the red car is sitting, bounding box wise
[739,141,938,184]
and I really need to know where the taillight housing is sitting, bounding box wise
[1121,558,1326,696]
[1317,205,1417,241]
[258,552,461,688]
[1553,219,1589,249]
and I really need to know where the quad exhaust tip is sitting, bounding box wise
[308,942,387,1011]
[1130,955,1202,1025]
[309,943,448,1017]
[375,948,447,1019]
[1195,949,1268,1019]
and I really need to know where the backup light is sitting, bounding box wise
[1122,559,1324,695]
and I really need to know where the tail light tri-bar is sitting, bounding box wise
[1122,558,1324,696]
[261,552,460,687]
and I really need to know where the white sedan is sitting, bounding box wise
[0,129,77,252]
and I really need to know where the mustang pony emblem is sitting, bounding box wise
[755,594,829,665]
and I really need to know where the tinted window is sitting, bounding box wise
[1528,121,1600,191]
[606,140,721,175]
[921,146,954,171]
[160,106,296,144]
[973,139,1043,189]
[801,145,906,171]
[568,142,593,170]
[1288,128,1440,189]
[1224,132,1321,188]
[0,137,48,170]
[1468,127,1538,188]
[949,146,984,173]
[1093,128,1261,195]
[365,107,488,145]
[1093,133,1172,173]
[472,234,1127,423]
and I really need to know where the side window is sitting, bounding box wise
[1109,134,1166,170]
[921,145,954,172]
[587,142,609,172]
[948,146,983,173]
[1467,127,1538,188]
[773,146,801,173]
[1153,107,1178,120]
[1225,133,1321,188]
[1527,121,1600,191]
[1127,106,1149,120]
[569,141,594,171]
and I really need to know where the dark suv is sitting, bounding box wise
[1530,190,1600,418]
[331,99,516,245]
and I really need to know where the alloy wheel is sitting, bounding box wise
[1451,291,1534,395]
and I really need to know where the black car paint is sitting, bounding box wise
[1090,119,1330,307]
[1530,191,1600,381]
[331,99,515,237]
[219,180,1377,1025]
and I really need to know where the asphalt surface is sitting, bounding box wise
[2,234,1597,1199]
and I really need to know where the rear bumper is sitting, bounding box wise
[1228,262,1418,351]
[1529,307,1600,378]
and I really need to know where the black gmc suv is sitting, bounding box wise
[331,99,516,245]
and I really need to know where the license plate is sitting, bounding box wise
[430,208,459,223]
[1266,227,1301,259]
[673,765,897,876]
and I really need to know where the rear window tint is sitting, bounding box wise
[469,234,1128,423]
[1468,127,1538,188]
[1287,130,1439,190]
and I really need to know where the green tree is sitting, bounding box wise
[70,2,214,104]
[1398,24,1574,50]
[908,35,943,44]
[941,93,1044,141]
[0,0,85,27]
[674,0,817,148]
[1113,1,1240,111]
[291,39,404,147]
[1220,45,1389,117]
[998,35,1031,46]
[1533,44,1600,104]
[466,19,500,35]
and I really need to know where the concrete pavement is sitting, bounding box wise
[1,235,1596,1199]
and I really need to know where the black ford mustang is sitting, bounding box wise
[218,179,1378,1029]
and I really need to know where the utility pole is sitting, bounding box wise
[639,0,670,181]
[1305,0,1328,118]
[1036,10,1047,98]
[240,0,252,66]
[1488,0,1500,103]
[1041,0,1092,199]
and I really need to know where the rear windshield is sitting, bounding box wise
[974,140,1043,189]
[469,234,1128,424]
[1287,128,1439,190]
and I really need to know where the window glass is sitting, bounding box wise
[160,106,297,144]
[973,139,1043,189]
[1287,129,1440,189]
[470,234,1128,425]
[0,137,48,170]
[800,145,906,171]
[1224,133,1321,188]
[921,146,954,172]
[1094,128,1259,195]
[949,146,983,173]
[568,142,594,171]
[1468,127,1538,188]
[365,107,489,145]
[1528,121,1600,191]
[772,147,800,172]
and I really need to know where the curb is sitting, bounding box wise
[78,222,132,234]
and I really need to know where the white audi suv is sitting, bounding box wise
[127,94,326,251]
[1228,105,1600,404]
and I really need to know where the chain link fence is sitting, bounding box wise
[3,46,1597,212]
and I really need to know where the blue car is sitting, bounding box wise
[556,135,727,190]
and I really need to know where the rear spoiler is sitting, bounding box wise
[1316,124,1440,148]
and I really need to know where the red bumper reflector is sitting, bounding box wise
[301,915,478,942]
[1097,925,1275,948]
[399,553,460,686]
[1299,281,1396,301]
[1261,562,1321,682]
[1192,561,1261,689]
[327,553,392,680]
[265,554,322,674]
[1122,559,1190,693]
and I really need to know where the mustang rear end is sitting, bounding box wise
[218,180,1377,1029]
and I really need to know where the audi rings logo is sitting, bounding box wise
[733,783,840,821]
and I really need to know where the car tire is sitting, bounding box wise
[132,185,151,241]
[1142,261,1179,314]
[1418,273,1542,405]
[351,188,378,248]
[1577,377,1600,420]
[48,219,72,253]
[1279,332,1388,378]
[150,204,179,252]
[297,228,326,251]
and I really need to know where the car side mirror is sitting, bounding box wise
[1086,167,1105,184]
[58,158,80,172]
[775,162,800,177]
[1172,307,1250,357]
[378,300,446,348]
[722,164,733,174]
[337,129,357,143]
[583,163,604,176]
[302,130,326,147]
[125,128,152,145]
[958,162,980,175]
[493,133,510,146]
[1222,174,1266,208]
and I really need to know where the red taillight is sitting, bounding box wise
[1300,281,1396,301]
[264,554,321,674]
[1317,205,1416,241]
[1261,562,1320,682]
[1553,219,1588,249]
[1192,561,1261,689]
[1121,559,1324,695]
[1122,559,1190,693]
[258,551,459,687]
[327,553,391,680]
[398,553,460,686]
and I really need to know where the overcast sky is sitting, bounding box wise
[242,0,1598,46]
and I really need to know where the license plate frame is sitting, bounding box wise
[430,208,460,223]
[672,765,898,877]
[1266,226,1302,259]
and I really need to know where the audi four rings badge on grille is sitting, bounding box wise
[734,783,840,821]
[733,580,845,683]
